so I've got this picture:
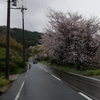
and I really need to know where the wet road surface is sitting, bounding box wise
[0,58,93,100]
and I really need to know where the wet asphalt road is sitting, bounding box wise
[0,58,92,100]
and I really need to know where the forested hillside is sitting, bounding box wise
[0,26,42,48]
[0,35,23,76]
[0,26,42,76]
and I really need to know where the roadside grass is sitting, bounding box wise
[40,60,82,74]
[15,68,25,74]
[83,70,100,76]
[0,47,27,75]
[40,60,51,65]
[10,49,22,61]
[40,60,100,76]
[0,78,11,87]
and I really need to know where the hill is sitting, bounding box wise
[0,26,42,48]
[0,47,24,76]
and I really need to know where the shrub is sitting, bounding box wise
[16,68,25,74]
[11,58,23,68]
[83,70,100,76]
[83,70,94,76]
[93,70,100,76]
[9,62,18,74]
[0,78,11,87]
[0,62,5,72]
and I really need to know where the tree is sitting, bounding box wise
[0,35,22,52]
[32,45,48,60]
[10,37,23,52]
[40,9,100,70]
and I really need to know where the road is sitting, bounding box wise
[0,58,93,100]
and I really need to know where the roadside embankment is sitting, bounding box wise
[0,74,19,96]
[51,67,100,100]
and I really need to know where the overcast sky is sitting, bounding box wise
[0,0,100,32]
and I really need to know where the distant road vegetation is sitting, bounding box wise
[0,26,42,76]
[0,26,42,48]
[32,9,100,76]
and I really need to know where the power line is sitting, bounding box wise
[6,0,27,79]
[11,0,27,68]
[24,13,35,31]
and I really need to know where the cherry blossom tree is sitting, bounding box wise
[40,9,100,70]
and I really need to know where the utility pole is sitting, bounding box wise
[5,0,26,79]
[11,0,27,68]
[21,0,27,68]
[6,0,18,79]
[6,0,10,79]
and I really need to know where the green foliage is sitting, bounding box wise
[0,78,11,87]
[9,58,25,74]
[32,46,39,55]
[25,48,32,60]
[0,26,42,48]
[0,26,6,35]
[0,35,23,52]
[0,47,6,59]
[40,57,52,65]
[10,38,23,52]
[10,28,42,48]
[0,35,6,48]
[0,47,25,76]
[16,68,25,74]
[93,70,100,76]
[0,48,6,74]
[11,58,23,68]
[9,61,25,74]
[83,70,100,76]
[40,59,100,76]
[9,62,18,74]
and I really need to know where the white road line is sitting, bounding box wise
[68,72,100,82]
[25,75,27,78]
[40,67,42,69]
[38,65,47,72]
[37,65,39,67]
[15,81,25,100]
[43,69,48,72]
[79,92,93,100]
[37,65,42,69]
[52,75,61,81]
[37,65,41,67]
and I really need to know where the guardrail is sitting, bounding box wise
[51,67,100,100]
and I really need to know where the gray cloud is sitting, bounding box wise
[0,0,100,32]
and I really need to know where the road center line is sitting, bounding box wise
[79,92,92,100]
[37,65,42,69]
[52,75,61,81]
[43,69,48,72]
[37,65,41,68]
[25,75,27,78]
[15,81,25,100]
[40,67,42,69]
